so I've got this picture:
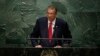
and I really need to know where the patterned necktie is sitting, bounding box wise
[48,22,53,42]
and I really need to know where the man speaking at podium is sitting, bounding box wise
[30,5,72,48]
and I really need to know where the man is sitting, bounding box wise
[30,5,72,48]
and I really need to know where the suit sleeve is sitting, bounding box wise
[62,22,72,46]
[30,19,40,47]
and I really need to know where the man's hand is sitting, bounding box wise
[54,45,62,48]
[35,45,42,48]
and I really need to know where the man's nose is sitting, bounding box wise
[48,14,53,17]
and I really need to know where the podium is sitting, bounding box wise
[27,38,72,47]
[2,38,99,56]
[0,48,99,56]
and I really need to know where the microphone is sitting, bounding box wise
[53,26,59,45]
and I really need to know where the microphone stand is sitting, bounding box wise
[54,26,59,46]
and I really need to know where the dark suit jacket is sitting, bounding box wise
[30,17,72,47]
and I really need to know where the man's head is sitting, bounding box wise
[46,5,57,21]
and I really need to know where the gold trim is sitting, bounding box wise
[40,49,58,56]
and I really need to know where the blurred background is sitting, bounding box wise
[0,0,99,47]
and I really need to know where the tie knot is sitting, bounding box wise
[50,21,52,24]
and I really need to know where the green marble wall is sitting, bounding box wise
[0,0,99,47]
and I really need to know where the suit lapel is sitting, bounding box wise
[40,17,51,46]
[53,18,59,38]
[43,17,48,38]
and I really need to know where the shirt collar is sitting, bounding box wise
[48,18,56,25]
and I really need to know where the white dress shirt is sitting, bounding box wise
[48,18,56,35]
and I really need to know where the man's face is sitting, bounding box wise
[47,9,57,21]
